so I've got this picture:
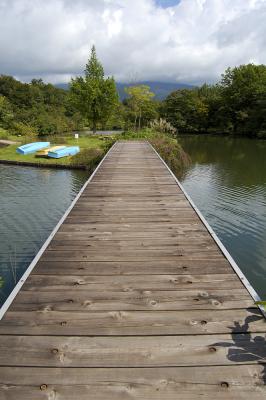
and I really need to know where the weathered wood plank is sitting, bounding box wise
[0,334,265,367]
[34,259,231,275]
[23,274,242,291]
[0,365,265,400]
[9,288,253,311]
[0,309,263,335]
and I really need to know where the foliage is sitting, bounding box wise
[11,122,37,137]
[124,85,158,130]
[161,87,209,133]
[70,46,119,132]
[149,134,191,174]
[0,75,82,136]
[0,95,13,127]
[162,64,266,138]
[150,118,177,137]
[255,301,266,311]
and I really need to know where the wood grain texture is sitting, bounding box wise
[0,141,265,400]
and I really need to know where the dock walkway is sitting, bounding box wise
[0,141,265,399]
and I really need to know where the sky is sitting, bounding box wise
[0,0,265,85]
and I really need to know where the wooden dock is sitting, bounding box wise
[0,140,265,399]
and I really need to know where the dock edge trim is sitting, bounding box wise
[149,142,265,317]
[0,141,118,320]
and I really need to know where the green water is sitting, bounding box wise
[0,165,88,306]
[179,135,266,299]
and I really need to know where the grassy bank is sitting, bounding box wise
[0,134,115,169]
[0,128,189,174]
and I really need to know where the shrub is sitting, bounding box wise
[149,134,191,175]
[11,122,37,137]
[70,147,105,169]
[150,118,177,137]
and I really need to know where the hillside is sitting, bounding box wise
[56,81,194,100]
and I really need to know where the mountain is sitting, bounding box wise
[55,81,194,100]
[116,81,194,100]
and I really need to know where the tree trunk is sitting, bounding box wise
[138,109,142,130]
[134,113,137,131]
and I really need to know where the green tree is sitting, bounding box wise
[124,85,157,130]
[70,45,118,133]
[220,64,266,136]
[162,88,209,133]
[0,95,13,127]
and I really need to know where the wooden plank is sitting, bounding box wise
[0,309,263,335]
[22,274,242,292]
[0,334,265,367]
[0,365,265,400]
[9,288,253,311]
[33,259,231,275]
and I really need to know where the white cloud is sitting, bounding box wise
[0,0,265,84]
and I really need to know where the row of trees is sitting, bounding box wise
[0,46,265,138]
[0,76,83,136]
[162,64,266,138]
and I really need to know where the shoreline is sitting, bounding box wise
[0,159,87,170]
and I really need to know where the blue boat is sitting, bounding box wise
[48,146,80,159]
[16,142,50,155]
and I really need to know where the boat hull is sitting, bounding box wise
[48,146,80,159]
[36,145,66,157]
[16,142,50,155]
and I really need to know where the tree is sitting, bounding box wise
[124,85,157,130]
[162,88,209,133]
[219,64,266,136]
[69,45,118,133]
[0,95,13,128]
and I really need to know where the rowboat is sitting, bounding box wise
[36,145,66,157]
[16,142,50,155]
[47,146,80,159]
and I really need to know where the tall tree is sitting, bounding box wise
[70,45,118,132]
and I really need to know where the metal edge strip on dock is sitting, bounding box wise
[149,142,265,318]
[0,142,118,320]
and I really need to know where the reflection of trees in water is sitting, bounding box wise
[213,309,266,384]
[179,135,266,187]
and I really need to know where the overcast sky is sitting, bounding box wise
[0,0,265,84]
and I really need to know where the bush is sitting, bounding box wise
[0,127,9,139]
[149,134,191,175]
[150,118,177,137]
[70,147,105,169]
[11,122,37,137]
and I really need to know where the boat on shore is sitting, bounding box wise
[48,146,80,158]
[16,142,50,155]
[36,145,66,157]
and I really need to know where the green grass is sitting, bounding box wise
[0,135,116,167]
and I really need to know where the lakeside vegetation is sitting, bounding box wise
[0,46,265,179]
[1,46,265,139]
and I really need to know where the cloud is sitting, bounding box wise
[0,0,265,84]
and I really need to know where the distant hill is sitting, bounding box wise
[116,81,194,100]
[55,81,194,100]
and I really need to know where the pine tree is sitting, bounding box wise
[70,46,118,133]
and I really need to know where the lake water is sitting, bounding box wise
[0,165,88,306]
[179,135,266,299]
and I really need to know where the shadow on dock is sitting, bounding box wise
[213,309,266,383]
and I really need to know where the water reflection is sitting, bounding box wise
[0,165,88,305]
[179,135,266,299]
